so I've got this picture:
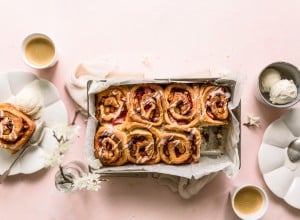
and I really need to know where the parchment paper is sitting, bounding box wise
[84,77,241,180]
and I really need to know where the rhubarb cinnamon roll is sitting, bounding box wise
[200,85,230,125]
[158,128,201,164]
[123,122,160,164]
[0,103,36,153]
[163,84,200,129]
[95,86,129,125]
[94,126,128,166]
[128,84,164,126]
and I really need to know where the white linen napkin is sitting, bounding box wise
[65,57,116,114]
[65,57,144,114]
[155,173,217,199]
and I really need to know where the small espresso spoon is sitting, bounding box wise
[287,138,300,163]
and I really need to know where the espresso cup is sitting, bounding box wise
[21,33,58,69]
[230,184,268,220]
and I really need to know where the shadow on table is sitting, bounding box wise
[79,172,241,219]
[1,167,50,186]
[34,62,59,82]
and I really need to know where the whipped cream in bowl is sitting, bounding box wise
[8,80,44,119]
[269,79,297,104]
[257,62,300,108]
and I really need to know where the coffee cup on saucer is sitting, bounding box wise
[21,33,58,70]
[230,184,268,219]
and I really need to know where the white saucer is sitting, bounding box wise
[0,71,68,175]
[258,108,300,209]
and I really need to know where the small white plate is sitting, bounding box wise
[0,71,67,175]
[258,108,300,209]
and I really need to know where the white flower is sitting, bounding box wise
[72,175,88,190]
[85,172,101,191]
[244,114,261,127]
[58,141,71,153]
[52,123,81,142]
[43,149,64,167]
[72,172,101,191]
[67,125,81,142]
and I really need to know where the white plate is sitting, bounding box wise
[258,108,300,209]
[0,71,67,175]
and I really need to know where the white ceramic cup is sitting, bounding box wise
[230,184,268,220]
[21,33,58,69]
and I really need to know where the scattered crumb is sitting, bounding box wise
[141,55,153,67]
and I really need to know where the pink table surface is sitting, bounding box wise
[1,0,300,219]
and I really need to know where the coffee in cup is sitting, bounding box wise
[230,184,268,219]
[22,33,57,69]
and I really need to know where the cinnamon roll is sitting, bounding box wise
[158,128,201,164]
[128,84,164,126]
[163,84,200,129]
[122,122,160,164]
[95,86,129,125]
[200,85,230,125]
[0,103,36,153]
[94,126,128,166]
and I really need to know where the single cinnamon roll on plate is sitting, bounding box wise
[158,128,201,165]
[128,84,164,126]
[163,83,200,129]
[200,85,231,125]
[95,86,129,125]
[0,103,36,153]
[122,122,160,164]
[94,126,128,166]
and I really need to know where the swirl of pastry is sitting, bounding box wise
[94,126,128,166]
[158,128,201,164]
[200,86,230,125]
[163,84,200,129]
[123,122,160,164]
[0,103,36,153]
[95,86,129,125]
[128,84,164,126]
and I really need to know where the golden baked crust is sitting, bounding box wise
[163,83,200,129]
[93,83,231,166]
[128,84,164,126]
[158,128,201,165]
[199,85,230,125]
[95,86,129,125]
[94,126,128,166]
[122,122,160,165]
[0,103,36,153]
